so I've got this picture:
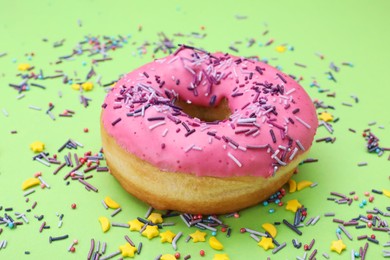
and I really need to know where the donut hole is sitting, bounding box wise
[174,98,231,122]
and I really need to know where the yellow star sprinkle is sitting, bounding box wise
[71,83,81,90]
[147,212,163,224]
[159,230,176,243]
[141,225,159,239]
[330,239,346,254]
[81,82,94,91]
[119,242,137,257]
[258,237,275,251]
[275,45,287,53]
[30,141,45,153]
[160,254,176,260]
[285,199,302,213]
[319,112,333,122]
[18,63,32,71]
[128,219,144,231]
[190,230,207,242]
[213,253,230,260]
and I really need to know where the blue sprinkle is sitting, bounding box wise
[263,201,269,206]
[268,208,275,214]
[212,231,217,236]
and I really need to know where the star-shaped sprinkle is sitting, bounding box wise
[258,237,275,250]
[159,230,176,243]
[141,225,159,239]
[128,219,144,231]
[213,253,230,260]
[275,45,287,53]
[119,242,137,257]
[160,254,176,260]
[71,83,81,90]
[330,239,346,254]
[30,141,45,153]
[190,230,207,242]
[81,82,94,91]
[147,212,163,224]
[18,63,32,71]
[285,199,302,213]
[319,112,333,122]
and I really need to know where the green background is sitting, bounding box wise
[1,0,389,259]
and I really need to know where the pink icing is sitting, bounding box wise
[101,47,318,178]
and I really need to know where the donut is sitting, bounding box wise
[101,45,318,214]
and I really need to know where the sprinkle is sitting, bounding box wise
[149,121,166,130]
[358,162,368,167]
[227,152,242,167]
[111,118,122,126]
[110,208,122,217]
[283,219,302,235]
[172,231,183,250]
[272,242,286,254]
[294,116,311,129]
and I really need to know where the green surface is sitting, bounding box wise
[1,0,390,259]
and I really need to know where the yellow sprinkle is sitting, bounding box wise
[297,180,313,191]
[318,112,333,122]
[22,178,40,190]
[275,45,287,53]
[285,199,302,213]
[18,63,32,71]
[71,83,81,90]
[104,196,120,209]
[213,253,230,260]
[190,230,207,242]
[383,189,390,198]
[261,223,277,238]
[159,230,176,243]
[160,254,176,260]
[147,212,163,224]
[330,239,346,254]
[119,243,137,257]
[81,82,94,91]
[98,216,110,233]
[288,179,297,193]
[141,225,159,239]
[128,219,144,231]
[209,236,224,250]
[258,237,275,251]
[30,141,45,153]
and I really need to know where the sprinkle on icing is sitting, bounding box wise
[102,46,318,178]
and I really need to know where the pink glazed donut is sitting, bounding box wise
[101,46,318,214]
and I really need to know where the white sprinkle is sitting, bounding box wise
[294,116,311,129]
[23,189,36,197]
[271,149,280,159]
[184,65,196,75]
[16,94,25,100]
[162,128,168,137]
[208,136,213,144]
[274,156,287,166]
[35,157,51,167]
[311,215,321,225]
[250,233,260,242]
[184,144,194,153]
[2,108,9,117]
[29,105,42,111]
[285,88,296,95]
[296,140,306,151]
[227,152,242,167]
[238,146,247,151]
[228,142,238,150]
[252,130,260,137]
[289,147,299,161]
[149,121,166,130]
[192,146,203,151]
[237,118,257,124]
